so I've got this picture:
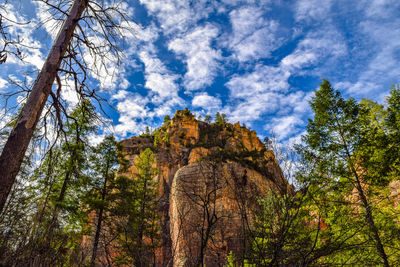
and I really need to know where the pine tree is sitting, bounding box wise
[112,148,159,266]
[22,101,97,265]
[86,135,119,266]
[215,112,227,126]
[300,79,390,265]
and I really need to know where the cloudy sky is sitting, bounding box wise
[1,0,400,144]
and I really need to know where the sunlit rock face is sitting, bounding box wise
[119,110,288,266]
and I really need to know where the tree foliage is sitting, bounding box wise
[111,148,160,266]
[246,81,400,266]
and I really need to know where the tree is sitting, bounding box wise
[215,112,227,126]
[0,0,88,213]
[385,85,400,175]
[0,1,26,64]
[0,0,132,212]
[300,79,390,266]
[112,148,159,266]
[27,101,97,265]
[87,135,119,266]
[204,114,211,124]
[163,115,171,125]
[0,100,99,265]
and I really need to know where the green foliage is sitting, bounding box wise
[386,85,400,175]
[387,84,400,131]
[226,251,254,266]
[204,114,212,124]
[215,112,227,126]
[248,190,321,266]
[2,80,400,266]
[153,127,170,148]
[111,148,160,266]
[295,80,400,265]
[182,107,191,115]
[163,131,170,145]
[153,129,161,147]
[163,115,171,125]
[85,135,119,215]
[0,101,99,265]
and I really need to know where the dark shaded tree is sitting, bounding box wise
[0,0,132,212]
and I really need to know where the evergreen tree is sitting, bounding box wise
[386,85,400,175]
[86,135,119,266]
[215,112,227,126]
[20,101,97,265]
[0,0,132,212]
[163,115,171,125]
[112,148,159,266]
[204,114,212,124]
[299,79,391,265]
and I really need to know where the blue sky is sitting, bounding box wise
[1,0,400,145]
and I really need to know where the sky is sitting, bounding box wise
[1,0,400,145]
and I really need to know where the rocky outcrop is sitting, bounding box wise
[119,110,288,266]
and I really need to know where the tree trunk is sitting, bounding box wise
[0,0,89,213]
[334,115,390,267]
[91,167,110,267]
[354,177,390,267]
[91,206,104,267]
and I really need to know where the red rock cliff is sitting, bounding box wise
[119,110,288,266]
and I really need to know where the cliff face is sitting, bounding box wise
[119,110,288,266]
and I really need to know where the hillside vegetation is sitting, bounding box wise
[0,81,399,266]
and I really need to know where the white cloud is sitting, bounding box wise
[144,73,179,98]
[282,27,347,71]
[139,50,181,99]
[138,50,167,73]
[268,115,304,140]
[337,19,400,98]
[139,0,217,35]
[0,78,7,91]
[359,0,400,19]
[225,61,314,137]
[113,46,184,136]
[226,92,280,123]
[113,90,183,137]
[192,93,222,113]
[227,64,290,99]
[169,24,221,91]
[2,3,45,69]
[88,133,106,146]
[60,78,80,106]
[116,95,149,120]
[152,97,182,117]
[228,5,280,61]
[294,0,332,22]
[225,64,291,123]
[114,93,150,136]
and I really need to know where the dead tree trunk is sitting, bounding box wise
[0,0,89,212]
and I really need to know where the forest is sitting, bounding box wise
[1,0,400,266]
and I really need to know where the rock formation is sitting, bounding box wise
[119,110,288,266]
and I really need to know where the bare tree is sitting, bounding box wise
[0,0,27,64]
[171,158,232,267]
[0,0,132,212]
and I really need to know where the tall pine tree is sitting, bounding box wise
[300,79,390,265]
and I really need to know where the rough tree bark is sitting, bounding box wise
[0,0,89,212]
